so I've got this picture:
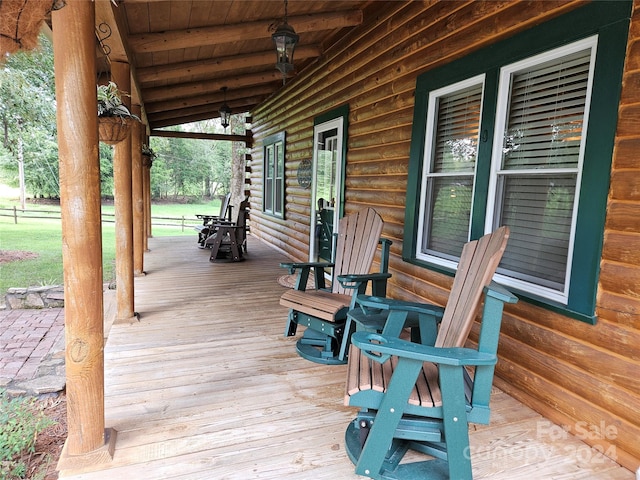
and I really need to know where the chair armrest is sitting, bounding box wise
[353,294,445,318]
[279,261,334,274]
[337,272,392,288]
[351,332,497,367]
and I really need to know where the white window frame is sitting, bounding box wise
[485,36,598,304]
[416,74,485,270]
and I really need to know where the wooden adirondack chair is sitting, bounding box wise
[343,226,517,480]
[195,192,232,248]
[205,198,249,262]
[279,208,392,365]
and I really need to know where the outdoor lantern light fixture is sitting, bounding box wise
[219,86,231,129]
[272,0,299,84]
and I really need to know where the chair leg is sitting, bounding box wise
[284,310,297,337]
[438,365,473,480]
[354,358,424,478]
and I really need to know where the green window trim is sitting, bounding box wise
[403,1,632,324]
[263,131,286,219]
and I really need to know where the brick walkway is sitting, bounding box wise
[0,308,65,388]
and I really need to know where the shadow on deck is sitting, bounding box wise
[59,235,633,479]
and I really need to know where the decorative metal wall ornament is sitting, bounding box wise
[297,159,312,189]
[96,22,113,57]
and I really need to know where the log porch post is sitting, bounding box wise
[111,61,137,320]
[131,104,144,275]
[144,131,152,247]
[51,0,115,465]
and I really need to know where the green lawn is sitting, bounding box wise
[0,198,223,297]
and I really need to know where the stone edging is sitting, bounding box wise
[4,285,64,310]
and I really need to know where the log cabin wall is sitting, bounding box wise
[250,0,640,470]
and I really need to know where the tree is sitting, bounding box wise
[0,35,58,202]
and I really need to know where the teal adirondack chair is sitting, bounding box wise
[344,226,517,479]
[279,207,392,365]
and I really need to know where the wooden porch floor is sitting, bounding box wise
[59,235,634,479]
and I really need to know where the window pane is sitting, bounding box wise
[497,174,576,289]
[433,84,482,173]
[265,179,273,212]
[423,176,474,258]
[420,79,482,262]
[502,49,591,170]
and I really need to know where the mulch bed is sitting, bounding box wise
[0,250,39,263]
[22,394,67,480]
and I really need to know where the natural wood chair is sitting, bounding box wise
[343,226,517,480]
[204,197,249,262]
[195,192,232,248]
[279,207,392,365]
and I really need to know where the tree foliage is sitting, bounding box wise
[0,35,237,201]
[0,35,58,198]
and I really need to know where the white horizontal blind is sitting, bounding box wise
[494,45,594,293]
[421,81,483,260]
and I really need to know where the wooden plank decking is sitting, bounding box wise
[59,235,634,479]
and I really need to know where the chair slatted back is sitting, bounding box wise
[332,208,384,296]
[219,192,232,221]
[435,226,509,348]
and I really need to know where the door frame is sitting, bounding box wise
[308,105,349,262]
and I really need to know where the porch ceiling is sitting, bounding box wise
[94,0,373,131]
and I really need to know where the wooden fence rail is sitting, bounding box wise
[0,206,203,231]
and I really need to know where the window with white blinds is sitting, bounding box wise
[489,38,596,301]
[418,76,484,264]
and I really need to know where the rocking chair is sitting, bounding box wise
[344,226,517,479]
[204,197,249,262]
[279,207,392,365]
[195,193,232,248]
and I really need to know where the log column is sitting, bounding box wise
[52,0,115,464]
[111,62,136,320]
[131,104,144,275]
[144,131,152,249]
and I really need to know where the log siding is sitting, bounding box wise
[250,0,640,470]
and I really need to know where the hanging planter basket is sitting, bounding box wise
[0,0,66,60]
[98,116,133,145]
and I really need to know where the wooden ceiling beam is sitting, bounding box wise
[145,84,276,114]
[137,44,321,84]
[150,130,252,145]
[129,10,363,53]
[143,70,282,103]
[148,96,267,123]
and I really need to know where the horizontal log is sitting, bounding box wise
[138,46,322,84]
[146,85,276,114]
[608,169,640,201]
[599,260,640,299]
[129,11,364,53]
[620,70,640,105]
[601,231,640,264]
[150,130,251,143]
[144,71,282,103]
[596,290,640,330]
[605,201,640,232]
[613,137,640,170]
[615,104,640,138]
[494,351,640,463]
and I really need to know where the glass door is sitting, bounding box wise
[309,117,345,262]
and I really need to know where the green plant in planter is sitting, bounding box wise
[97,81,139,119]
